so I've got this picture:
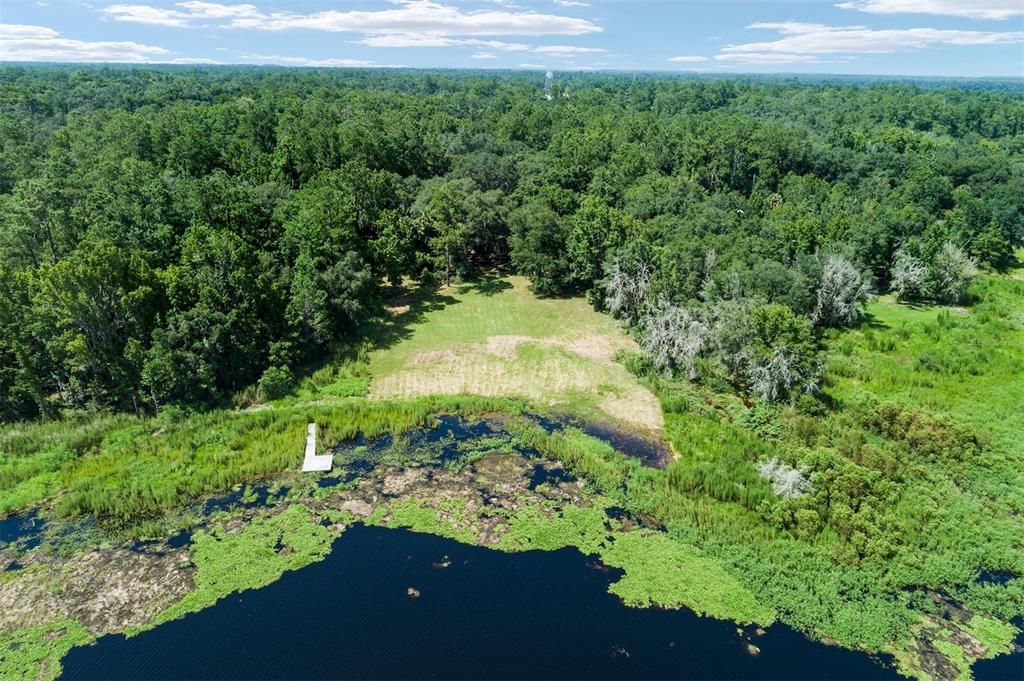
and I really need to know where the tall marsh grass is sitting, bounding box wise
[1,396,524,525]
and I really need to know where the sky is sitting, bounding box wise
[1,0,1022,77]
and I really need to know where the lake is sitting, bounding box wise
[60,523,902,680]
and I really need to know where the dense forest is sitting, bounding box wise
[0,66,1021,421]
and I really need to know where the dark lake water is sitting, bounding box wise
[0,509,44,551]
[61,524,903,681]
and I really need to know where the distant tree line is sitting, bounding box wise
[0,66,1021,419]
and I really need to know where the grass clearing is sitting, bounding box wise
[828,276,1024,498]
[367,276,663,433]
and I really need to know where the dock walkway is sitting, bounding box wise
[301,423,333,472]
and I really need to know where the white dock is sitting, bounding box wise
[301,423,333,472]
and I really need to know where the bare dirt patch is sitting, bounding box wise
[486,333,633,365]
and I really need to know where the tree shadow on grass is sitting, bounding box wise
[859,298,938,330]
[286,283,461,386]
[356,272,526,356]
[359,283,461,355]
[858,313,889,330]
[455,273,512,297]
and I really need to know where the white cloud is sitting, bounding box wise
[167,56,222,63]
[177,1,260,18]
[103,0,602,37]
[241,53,376,67]
[227,1,602,36]
[0,22,170,61]
[0,24,59,39]
[722,21,1023,55]
[102,2,262,26]
[102,4,192,26]
[355,34,604,59]
[356,35,531,50]
[553,0,590,7]
[516,62,546,68]
[472,52,497,59]
[357,34,463,47]
[534,45,605,55]
[558,63,609,70]
[98,0,607,65]
[714,52,825,64]
[835,1,1023,21]
[667,55,709,62]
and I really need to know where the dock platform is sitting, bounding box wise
[301,423,333,472]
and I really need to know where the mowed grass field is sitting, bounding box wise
[367,276,663,433]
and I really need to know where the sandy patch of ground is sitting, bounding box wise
[483,333,633,364]
[599,393,665,438]
[485,335,534,360]
[555,333,632,363]
[412,349,459,363]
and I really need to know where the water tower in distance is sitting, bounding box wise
[544,70,554,100]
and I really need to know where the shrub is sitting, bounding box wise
[928,242,979,304]
[603,254,653,325]
[640,302,710,379]
[757,457,813,499]
[615,350,654,378]
[858,399,982,460]
[736,402,785,440]
[812,254,874,327]
[890,248,927,302]
[257,366,296,402]
[746,304,822,402]
[322,376,370,398]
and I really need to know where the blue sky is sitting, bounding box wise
[2,0,1022,77]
